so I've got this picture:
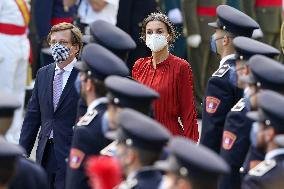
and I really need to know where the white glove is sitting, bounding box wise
[187,34,202,48]
[252,28,263,39]
[168,8,183,24]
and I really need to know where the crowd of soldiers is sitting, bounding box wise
[1,1,284,189]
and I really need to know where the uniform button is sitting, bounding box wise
[138,22,142,27]
[200,17,204,22]
[262,8,266,13]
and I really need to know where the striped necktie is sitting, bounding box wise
[53,69,65,111]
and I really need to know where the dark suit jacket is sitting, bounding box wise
[19,63,79,170]
[65,103,111,189]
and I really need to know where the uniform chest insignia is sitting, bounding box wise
[69,148,85,169]
[248,159,276,176]
[100,141,118,156]
[231,98,245,112]
[116,179,138,189]
[76,110,98,126]
[222,131,237,150]
[212,64,231,77]
[206,96,221,114]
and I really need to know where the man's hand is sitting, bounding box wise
[88,0,107,12]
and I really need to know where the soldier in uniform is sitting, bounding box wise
[0,92,48,189]
[65,43,129,189]
[106,108,171,189]
[242,90,284,189]
[219,37,280,189]
[200,5,259,153]
[155,137,230,189]
[181,0,224,116]
[237,55,284,176]
[241,0,282,49]
[0,0,30,144]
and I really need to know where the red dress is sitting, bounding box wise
[132,54,199,142]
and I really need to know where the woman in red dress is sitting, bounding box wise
[132,13,199,142]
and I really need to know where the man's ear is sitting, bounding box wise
[265,127,276,143]
[71,44,80,56]
[244,65,250,75]
[223,35,230,46]
[125,148,136,165]
[86,78,93,92]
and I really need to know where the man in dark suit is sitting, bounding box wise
[200,5,259,153]
[19,22,83,189]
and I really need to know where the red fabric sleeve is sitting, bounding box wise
[177,62,199,142]
[131,58,144,79]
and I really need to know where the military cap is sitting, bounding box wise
[233,37,280,60]
[208,5,259,37]
[105,76,159,109]
[75,44,129,81]
[90,20,136,51]
[247,90,284,133]
[155,137,230,181]
[0,92,20,117]
[240,55,284,91]
[106,108,171,151]
[0,137,25,169]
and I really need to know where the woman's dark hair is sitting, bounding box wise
[140,12,179,45]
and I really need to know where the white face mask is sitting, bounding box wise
[146,34,168,52]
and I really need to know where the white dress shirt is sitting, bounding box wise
[219,54,236,68]
[87,97,108,112]
[265,148,284,160]
[54,58,77,92]
[78,0,119,25]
